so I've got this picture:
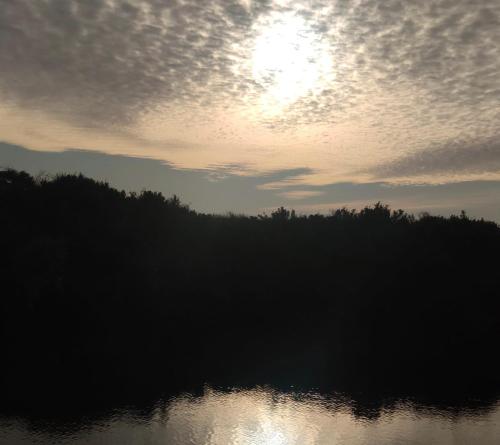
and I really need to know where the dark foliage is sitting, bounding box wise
[1,168,499,408]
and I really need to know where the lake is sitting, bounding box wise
[1,387,499,444]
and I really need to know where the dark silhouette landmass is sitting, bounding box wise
[1,168,499,411]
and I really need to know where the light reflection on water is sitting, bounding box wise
[1,388,499,445]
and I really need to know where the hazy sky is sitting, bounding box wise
[1,0,500,217]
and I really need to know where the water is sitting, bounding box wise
[1,387,499,445]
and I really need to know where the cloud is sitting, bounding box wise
[262,0,500,130]
[2,0,499,130]
[257,170,314,190]
[4,141,500,221]
[276,190,324,200]
[0,140,314,213]
[370,135,500,179]
[0,0,273,127]
[1,0,500,185]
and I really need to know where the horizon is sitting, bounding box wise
[3,163,500,225]
[3,141,500,222]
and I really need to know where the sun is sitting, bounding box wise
[251,12,333,114]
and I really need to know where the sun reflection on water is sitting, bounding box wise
[1,388,500,444]
[161,388,500,445]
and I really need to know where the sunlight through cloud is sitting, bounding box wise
[250,11,334,116]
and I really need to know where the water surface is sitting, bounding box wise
[1,387,499,445]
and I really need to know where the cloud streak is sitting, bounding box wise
[370,135,500,180]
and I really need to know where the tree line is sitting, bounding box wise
[1,168,499,407]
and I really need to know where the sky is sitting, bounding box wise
[1,0,500,218]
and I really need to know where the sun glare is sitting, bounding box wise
[251,12,333,115]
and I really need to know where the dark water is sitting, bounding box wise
[1,388,499,445]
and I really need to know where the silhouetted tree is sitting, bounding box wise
[1,169,499,406]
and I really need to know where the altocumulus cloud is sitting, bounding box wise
[371,134,500,180]
[0,0,271,126]
[1,0,500,183]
